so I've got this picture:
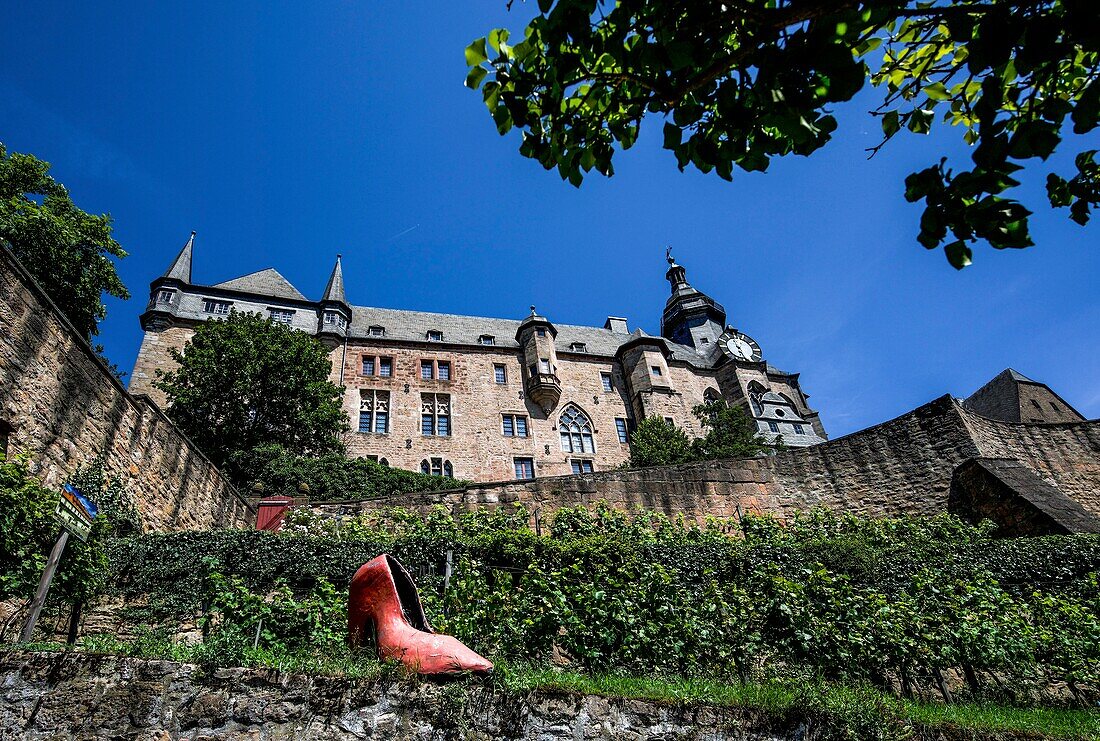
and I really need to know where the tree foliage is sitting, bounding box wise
[466,1,1100,267]
[0,455,137,613]
[0,143,128,338]
[628,415,694,467]
[154,312,349,486]
[690,400,775,460]
[238,443,469,500]
[629,401,773,467]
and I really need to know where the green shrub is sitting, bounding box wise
[102,505,1100,698]
[241,444,469,500]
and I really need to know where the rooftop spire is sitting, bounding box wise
[664,245,688,292]
[321,254,347,305]
[162,231,195,283]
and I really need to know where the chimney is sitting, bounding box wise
[604,317,628,333]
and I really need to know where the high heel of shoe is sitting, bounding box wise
[348,554,493,675]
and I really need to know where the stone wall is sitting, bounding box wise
[0,652,1040,740]
[330,396,1100,530]
[0,248,251,531]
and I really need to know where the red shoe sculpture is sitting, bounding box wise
[347,554,493,675]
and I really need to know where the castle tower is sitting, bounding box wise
[316,254,351,346]
[515,306,561,414]
[660,249,727,351]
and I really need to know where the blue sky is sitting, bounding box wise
[2,2,1097,436]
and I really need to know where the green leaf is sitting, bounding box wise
[923,83,951,102]
[882,110,900,138]
[663,122,682,149]
[944,241,973,269]
[465,66,488,90]
[464,39,488,67]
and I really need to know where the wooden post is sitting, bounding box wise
[20,530,69,643]
[442,549,454,618]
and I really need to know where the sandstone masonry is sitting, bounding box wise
[0,247,251,532]
[128,236,828,482]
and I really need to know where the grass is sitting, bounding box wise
[4,640,1098,740]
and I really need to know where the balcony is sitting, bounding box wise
[524,371,562,413]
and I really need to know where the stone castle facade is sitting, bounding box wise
[129,234,829,482]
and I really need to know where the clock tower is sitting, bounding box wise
[660,249,727,351]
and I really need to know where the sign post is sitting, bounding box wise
[19,484,96,643]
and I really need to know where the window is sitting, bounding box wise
[514,457,535,480]
[323,311,347,328]
[539,358,551,374]
[615,418,628,444]
[362,356,393,377]
[0,420,11,457]
[793,423,805,435]
[269,308,295,324]
[768,421,780,433]
[570,342,587,353]
[380,458,389,467]
[1050,401,1059,412]
[571,459,594,474]
[420,457,453,477]
[536,328,546,337]
[479,335,496,345]
[420,359,451,380]
[559,404,595,454]
[156,289,175,304]
[502,414,529,437]
[369,325,386,337]
[203,299,232,315]
[1031,399,1042,411]
[600,373,613,392]
[427,330,443,342]
[650,365,663,377]
[664,417,675,426]
[494,364,507,384]
[358,390,390,434]
[421,393,451,436]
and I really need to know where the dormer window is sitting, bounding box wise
[156,289,175,305]
[202,299,232,315]
[269,308,295,325]
[479,335,496,346]
[569,342,587,353]
[427,330,443,342]
[368,325,386,337]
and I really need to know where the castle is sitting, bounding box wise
[128,235,828,481]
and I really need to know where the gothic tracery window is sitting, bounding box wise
[559,404,595,454]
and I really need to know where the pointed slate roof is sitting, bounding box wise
[162,231,195,283]
[213,268,307,301]
[321,255,347,305]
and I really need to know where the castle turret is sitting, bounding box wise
[615,331,675,420]
[140,231,195,330]
[660,249,726,350]
[515,306,561,414]
[316,254,351,345]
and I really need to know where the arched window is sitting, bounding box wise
[559,404,595,454]
[703,388,721,404]
[421,458,451,477]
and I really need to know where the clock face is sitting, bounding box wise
[718,331,761,362]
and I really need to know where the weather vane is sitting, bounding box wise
[666,246,675,265]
